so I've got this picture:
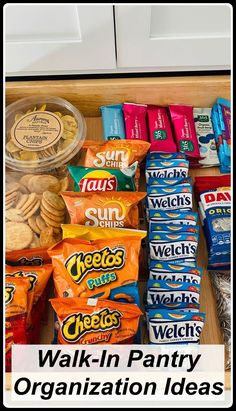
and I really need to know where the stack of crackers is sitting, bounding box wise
[5,174,69,250]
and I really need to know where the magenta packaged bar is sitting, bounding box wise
[169,104,200,158]
[123,103,148,141]
[147,106,177,152]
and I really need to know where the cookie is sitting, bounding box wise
[5,208,24,222]
[6,222,33,250]
[41,198,65,216]
[28,175,60,194]
[43,191,65,211]
[23,200,41,220]
[40,211,62,228]
[28,215,41,235]
[41,204,64,222]
[36,215,47,231]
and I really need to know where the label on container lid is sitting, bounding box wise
[11,111,64,151]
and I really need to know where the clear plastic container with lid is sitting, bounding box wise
[5,96,86,172]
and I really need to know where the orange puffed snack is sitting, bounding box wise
[5,264,53,306]
[47,236,142,298]
[83,140,150,169]
[61,191,146,228]
[50,297,142,344]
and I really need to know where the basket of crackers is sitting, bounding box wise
[5,96,86,172]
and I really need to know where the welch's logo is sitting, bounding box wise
[146,168,188,179]
[149,320,204,344]
[147,193,192,210]
[147,290,200,306]
[150,241,197,261]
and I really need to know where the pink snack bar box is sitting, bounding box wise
[147,105,177,153]
[169,104,200,158]
[123,102,148,141]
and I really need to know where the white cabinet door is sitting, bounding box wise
[115,5,231,71]
[4,4,116,76]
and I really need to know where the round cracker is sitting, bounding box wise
[59,177,69,192]
[28,175,60,194]
[30,234,41,248]
[36,215,47,231]
[6,182,21,196]
[39,227,56,248]
[40,211,63,228]
[23,200,41,220]
[41,204,64,222]
[21,198,38,216]
[20,193,36,212]
[5,200,15,210]
[6,191,18,202]
[16,194,29,209]
[19,174,35,187]
[18,185,29,194]
[41,198,65,216]
[6,222,33,250]
[5,208,24,222]
[43,191,65,211]
[28,215,41,235]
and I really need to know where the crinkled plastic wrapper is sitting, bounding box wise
[210,271,231,370]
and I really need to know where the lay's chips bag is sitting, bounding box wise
[83,140,150,169]
[68,162,138,192]
[48,235,145,298]
[61,191,146,228]
[50,297,142,345]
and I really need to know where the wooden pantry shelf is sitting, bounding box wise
[5,75,231,391]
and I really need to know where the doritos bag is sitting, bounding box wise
[50,297,142,344]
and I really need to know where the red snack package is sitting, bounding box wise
[123,103,148,141]
[147,106,177,152]
[169,105,200,158]
[5,321,14,371]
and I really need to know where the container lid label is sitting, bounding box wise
[11,111,64,151]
